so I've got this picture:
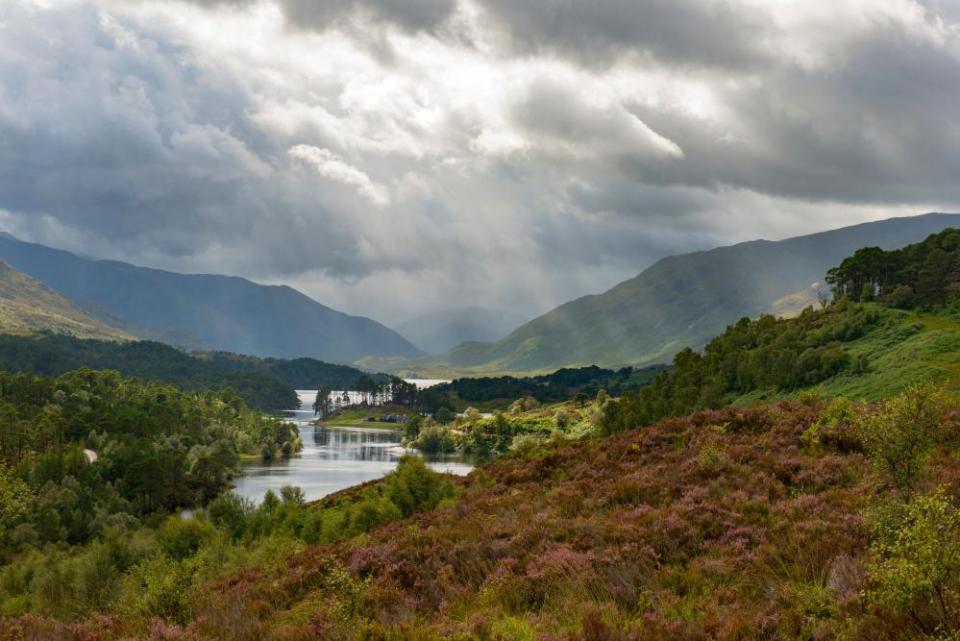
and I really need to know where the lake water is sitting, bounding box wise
[231,390,472,504]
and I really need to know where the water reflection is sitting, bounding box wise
[231,391,472,504]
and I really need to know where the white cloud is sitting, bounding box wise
[0,0,958,324]
[288,145,390,206]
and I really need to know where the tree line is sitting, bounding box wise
[0,368,299,562]
[826,227,960,308]
[0,334,299,411]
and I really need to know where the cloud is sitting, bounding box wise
[164,0,457,33]
[289,145,390,206]
[0,0,958,325]
[475,0,772,70]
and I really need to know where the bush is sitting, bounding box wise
[158,517,216,560]
[207,492,254,540]
[413,425,456,454]
[855,384,947,497]
[887,284,916,309]
[696,443,729,475]
[864,487,960,637]
[383,456,454,517]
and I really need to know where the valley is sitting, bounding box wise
[4,3,960,638]
[3,225,960,640]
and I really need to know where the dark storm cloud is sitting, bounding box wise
[0,3,391,279]
[172,0,456,32]
[476,0,771,69]
[498,10,960,211]
[280,0,455,33]
[1,0,959,321]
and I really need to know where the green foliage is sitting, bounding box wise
[0,333,298,411]
[855,384,947,497]
[383,455,455,517]
[826,228,960,308]
[602,303,878,432]
[801,396,855,452]
[157,517,216,560]
[433,366,661,407]
[0,463,29,533]
[0,454,456,622]
[412,424,457,454]
[0,368,299,563]
[864,488,960,638]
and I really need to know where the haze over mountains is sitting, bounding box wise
[393,307,532,355]
[0,234,420,364]
[409,213,960,374]
[4,214,959,375]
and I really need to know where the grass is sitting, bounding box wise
[321,404,415,427]
[735,304,960,406]
[0,260,132,341]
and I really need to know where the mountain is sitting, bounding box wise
[393,306,532,354]
[0,258,131,341]
[432,212,960,373]
[0,234,421,363]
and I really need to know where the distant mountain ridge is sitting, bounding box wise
[393,306,532,355]
[0,234,421,364]
[426,213,960,373]
[0,258,132,341]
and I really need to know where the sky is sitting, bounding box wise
[0,0,958,325]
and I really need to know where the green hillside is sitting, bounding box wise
[414,213,960,375]
[0,259,131,341]
[603,227,960,431]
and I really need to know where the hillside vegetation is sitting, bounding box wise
[413,213,960,375]
[603,228,960,434]
[0,334,299,412]
[7,391,960,640]
[204,352,387,391]
[0,259,130,341]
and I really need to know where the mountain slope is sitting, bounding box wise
[0,234,421,363]
[0,259,131,341]
[393,306,531,354]
[435,212,960,372]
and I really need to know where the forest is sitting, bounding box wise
[409,365,665,420]
[0,369,300,563]
[0,453,450,623]
[0,335,299,411]
[826,227,960,307]
[202,352,388,391]
[601,301,876,433]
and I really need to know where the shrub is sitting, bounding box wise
[207,492,254,540]
[413,425,456,454]
[383,455,454,518]
[696,444,729,475]
[158,517,216,560]
[887,284,916,309]
[855,384,947,497]
[864,487,960,638]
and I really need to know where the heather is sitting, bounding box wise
[0,456,452,622]
[7,389,960,640]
